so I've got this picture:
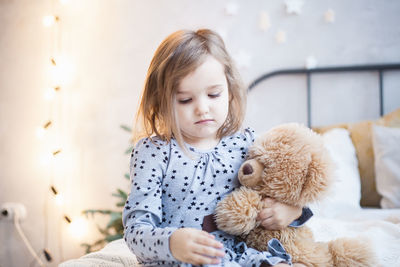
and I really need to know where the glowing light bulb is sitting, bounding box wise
[55,194,65,206]
[44,87,56,101]
[68,217,89,239]
[44,86,60,101]
[50,186,65,206]
[42,15,58,27]
[39,149,61,166]
[49,55,75,86]
[36,121,52,139]
[40,153,53,166]
[36,127,46,139]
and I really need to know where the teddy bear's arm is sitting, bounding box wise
[215,187,262,235]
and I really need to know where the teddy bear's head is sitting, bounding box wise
[238,123,333,207]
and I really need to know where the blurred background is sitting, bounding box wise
[0,0,399,266]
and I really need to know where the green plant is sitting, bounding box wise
[81,125,133,253]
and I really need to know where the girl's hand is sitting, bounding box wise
[257,198,302,230]
[169,228,225,265]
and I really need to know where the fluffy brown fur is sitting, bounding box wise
[215,123,376,266]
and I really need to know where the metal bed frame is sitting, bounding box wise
[247,63,400,127]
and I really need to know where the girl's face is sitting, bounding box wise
[175,55,229,149]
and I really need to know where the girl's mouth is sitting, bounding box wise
[195,119,214,124]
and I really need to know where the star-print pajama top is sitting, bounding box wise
[122,128,313,267]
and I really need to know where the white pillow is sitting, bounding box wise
[309,128,362,217]
[372,125,400,209]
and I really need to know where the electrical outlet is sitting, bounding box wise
[0,202,27,221]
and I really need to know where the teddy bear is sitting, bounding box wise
[215,123,376,266]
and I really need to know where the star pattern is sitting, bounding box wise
[225,2,239,16]
[259,11,271,32]
[275,29,287,44]
[305,56,318,69]
[123,126,313,266]
[122,128,263,265]
[232,50,252,70]
[284,0,304,15]
[324,8,335,23]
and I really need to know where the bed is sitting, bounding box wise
[60,64,400,267]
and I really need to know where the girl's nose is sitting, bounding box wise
[195,98,209,115]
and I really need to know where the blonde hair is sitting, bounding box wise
[133,29,246,150]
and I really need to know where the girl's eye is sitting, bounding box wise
[178,98,192,104]
[208,93,221,98]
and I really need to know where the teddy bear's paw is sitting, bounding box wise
[328,237,377,267]
[215,187,262,235]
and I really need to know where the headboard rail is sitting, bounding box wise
[248,63,400,127]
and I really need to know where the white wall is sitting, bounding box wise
[0,0,399,266]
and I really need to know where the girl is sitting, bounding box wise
[123,29,311,267]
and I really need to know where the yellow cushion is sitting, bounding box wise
[313,108,400,207]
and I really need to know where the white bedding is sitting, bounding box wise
[59,238,137,267]
[60,208,400,267]
[308,211,400,266]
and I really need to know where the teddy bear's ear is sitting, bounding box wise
[299,149,334,205]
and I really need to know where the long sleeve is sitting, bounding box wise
[122,129,301,266]
[289,207,313,227]
[122,138,177,264]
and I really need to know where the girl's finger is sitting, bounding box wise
[190,253,222,265]
[263,197,275,206]
[199,230,216,240]
[257,208,273,221]
[261,219,281,230]
[260,217,274,228]
[196,234,224,249]
[192,242,225,258]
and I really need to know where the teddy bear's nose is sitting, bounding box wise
[242,163,253,175]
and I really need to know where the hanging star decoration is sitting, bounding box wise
[259,11,271,32]
[275,30,287,44]
[324,8,335,23]
[216,28,228,41]
[284,0,304,15]
[225,2,239,16]
[305,56,318,69]
[232,50,252,70]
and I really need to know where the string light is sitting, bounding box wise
[38,1,77,264]
[41,0,88,262]
[67,216,89,240]
[44,86,60,101]
[54,194,65,206]
[40,153,53,167]
[42,15,59,27]
[49,55,76,86]
[43,249,53,262]
[39,149,62,166]
[36,121,52,139]
[50,186,65,206]
[64,215,71,223]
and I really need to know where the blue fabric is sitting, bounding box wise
[180,231,292,267]
[236,237,292,267]
[289,207,313,227]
